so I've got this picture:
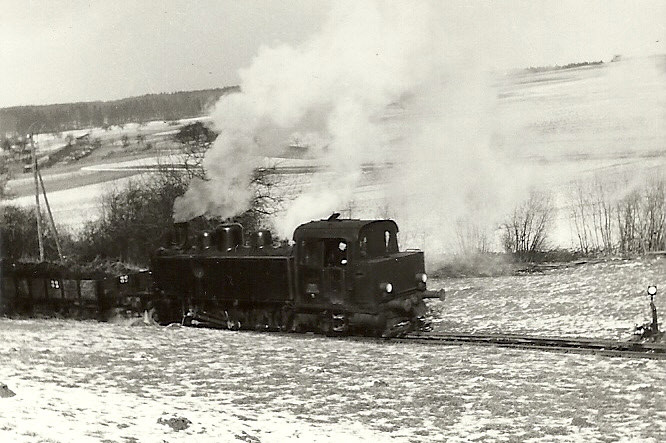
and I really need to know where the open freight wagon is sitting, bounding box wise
[0,260,151,319]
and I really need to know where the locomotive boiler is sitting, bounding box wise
[149,214,438,337]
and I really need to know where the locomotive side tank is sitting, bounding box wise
[151,223,295,328]
[149,215,431,336]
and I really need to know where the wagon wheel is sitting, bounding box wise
[226,309,242,330]
[144,300,161,325]
[146,307,160,324]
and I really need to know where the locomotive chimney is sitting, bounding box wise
[251,230,273,249]
[216,223,244,252]
[200,231,213,250]
[173,222,189,249]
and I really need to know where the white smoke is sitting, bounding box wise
[173,1,530,252]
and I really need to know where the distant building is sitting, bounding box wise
[75,133,90,144]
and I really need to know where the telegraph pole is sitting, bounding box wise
[38,168,63,262]
[30,134,45,261]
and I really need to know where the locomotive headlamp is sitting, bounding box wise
[380,282,393,293]
[648,285,657,296]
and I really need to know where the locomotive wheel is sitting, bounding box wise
[318,312,333,335]
[268,308,282,331]
[317,311,348,336]
[247,310,259,331]
[331,312,349,335]
[253,309,271,331]
[279,306,294,332]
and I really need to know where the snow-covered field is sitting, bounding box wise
[1,259,665,442]
[430,257,666,339]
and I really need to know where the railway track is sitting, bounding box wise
[397,332,666,359]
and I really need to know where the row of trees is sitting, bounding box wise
[5,176,666,265]
[0,87,238,136]
[570,178,666,254]
[496,177,666,259]
[68,173,666,264]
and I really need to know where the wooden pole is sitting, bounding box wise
[30,135,45,261]
[37,167,63,262]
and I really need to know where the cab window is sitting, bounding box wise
[324,238,348,267]
[300,240,323,267]
[359,227,398,257]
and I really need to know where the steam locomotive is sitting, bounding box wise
[148,214,441,337]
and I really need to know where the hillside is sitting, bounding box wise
[0,87,239,136]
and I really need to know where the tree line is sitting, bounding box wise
[0,87,239,136]
[469,176,666,261]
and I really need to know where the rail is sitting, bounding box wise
[396,332,666,359]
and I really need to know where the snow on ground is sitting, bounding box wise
[80,156,173,172]
[4,176,139,231]
[0,320,665,442]
[429,257,666,339]
[1,259,666,442]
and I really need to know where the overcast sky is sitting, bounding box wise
[1,0,664,108]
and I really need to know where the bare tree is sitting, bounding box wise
[616,189,641,253]
[570,182,592,253]
[641,180,666,251]
[121,134,130,149]
[614,178,666,254]
[502,190,555,259]
[0,154,11,200]
[157,121,215,183]
[159,122,282,229]
[569,178,616,254]
[591,179,615,251]
[455,218,490,254]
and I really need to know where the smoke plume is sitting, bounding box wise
[173,1,528,253]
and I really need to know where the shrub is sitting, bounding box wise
[73,176,186,265]
[0,205,67,261]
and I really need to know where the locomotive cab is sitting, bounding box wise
[293,216,429,336]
